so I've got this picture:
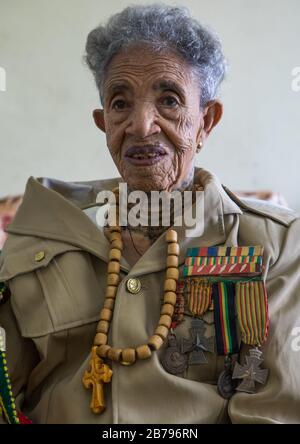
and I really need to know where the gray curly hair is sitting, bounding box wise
[85,3,227,108]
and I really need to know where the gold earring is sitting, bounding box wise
[197,141,203,152]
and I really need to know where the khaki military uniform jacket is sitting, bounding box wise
[0,167,299,424]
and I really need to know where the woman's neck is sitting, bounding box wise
[104,171,202,267]
[127,173,196,240]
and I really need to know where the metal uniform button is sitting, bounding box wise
[126,278,141,294]
[35,251,45,262]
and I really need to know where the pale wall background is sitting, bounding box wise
[0,0,299,210]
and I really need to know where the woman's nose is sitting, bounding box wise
[125,101,161,138]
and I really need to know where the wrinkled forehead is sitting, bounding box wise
[103,44,198,98]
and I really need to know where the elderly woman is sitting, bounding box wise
[0,4,300,425]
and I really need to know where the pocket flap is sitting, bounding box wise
[0,235,82,281]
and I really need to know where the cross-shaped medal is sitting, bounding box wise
[82,346,113,414]
[232,348,268,393]
[180,319,214,364]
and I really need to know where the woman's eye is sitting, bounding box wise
[161,96,179,107]
[112,99,127,110]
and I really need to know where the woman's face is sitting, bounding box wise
[93,45,222,192]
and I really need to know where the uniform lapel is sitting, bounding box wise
[4,177,122,269]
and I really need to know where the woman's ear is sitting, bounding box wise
[93,109,106,133]
[201,100,223,140]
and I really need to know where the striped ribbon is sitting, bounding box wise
[235,280,269,345]
[213,282,239,355]
[186,246,263,257]
[188,279,212,316]
[183,262,262,277]
[185,255,262,266]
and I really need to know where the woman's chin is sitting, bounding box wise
[122,160,173,191]
[125,175,170,193]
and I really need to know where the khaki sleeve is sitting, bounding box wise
[0,294,39,424]
[229,217,300,423]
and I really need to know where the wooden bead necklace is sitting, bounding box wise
[82,188,180,414]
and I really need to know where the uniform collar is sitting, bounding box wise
[2,167,242,278]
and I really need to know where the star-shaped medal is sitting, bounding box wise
[180,319,214,364]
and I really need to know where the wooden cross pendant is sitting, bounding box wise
[82,346,113,414]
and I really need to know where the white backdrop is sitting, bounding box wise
[0,0,299,210]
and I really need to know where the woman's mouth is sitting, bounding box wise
[125,145,167,166]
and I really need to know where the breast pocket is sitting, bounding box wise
[9,251,107,338]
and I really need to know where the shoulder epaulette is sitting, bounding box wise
[222,186,298,227]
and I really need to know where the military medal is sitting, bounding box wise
[217,355,237,399]
[180,319,214,364]
[235,280,269,346]
[213,282,239,356]
[213,281,239,398]
[187,279,212,316]
[232,348,268,393]
[232,280,269,393]
[161,333,188,375]
[183,245,269,398]
[184,246,263,277]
